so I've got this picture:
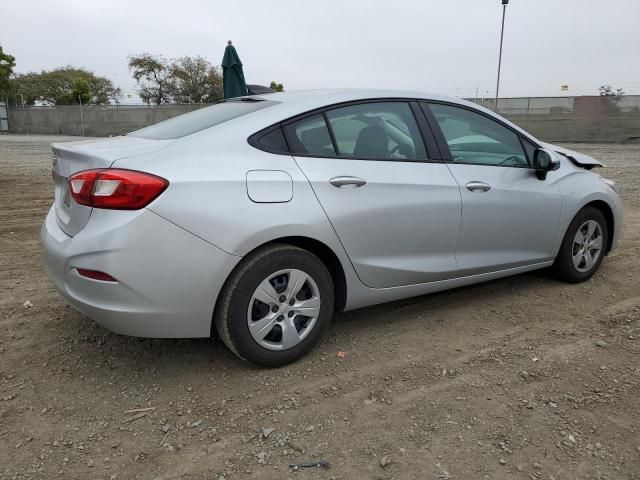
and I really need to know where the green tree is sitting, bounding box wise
[598,84,625,113]
[56,79,91,104]
[269,81,284,92]
[128,53,173,105]
[170,56,223,103]
[10,68,119,105]
[0,45,16,97]
[599,84,625,98]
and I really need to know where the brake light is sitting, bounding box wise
[68,169,168,210]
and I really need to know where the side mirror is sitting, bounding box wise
[532,148,559,180]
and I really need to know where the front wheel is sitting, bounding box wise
[214,244,334,367]
[553,206,608,283]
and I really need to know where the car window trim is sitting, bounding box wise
[282,112,337,157]
[247,124,291,155]
[410,101,444,160]
[250,98,444,164]
[322,111,340,155]
[519,135,537,165]
[420,100,540,169]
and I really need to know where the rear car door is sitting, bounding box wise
[285,101,462,288]
[423,102,562,275]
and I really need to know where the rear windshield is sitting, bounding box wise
[128,99,276,140]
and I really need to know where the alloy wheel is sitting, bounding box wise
[572,220,603,273]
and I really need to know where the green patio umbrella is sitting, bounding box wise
[222,41,247,99]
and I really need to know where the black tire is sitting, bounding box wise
[553,206,608,283]
[214,244,334,367]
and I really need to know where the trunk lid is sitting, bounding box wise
[51,136,172,236]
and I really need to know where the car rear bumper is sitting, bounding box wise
[41,206,240,338]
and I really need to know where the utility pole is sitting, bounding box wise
[495,0,509,112]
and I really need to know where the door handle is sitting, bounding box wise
[466,181,491,192]
[329,176,367,188]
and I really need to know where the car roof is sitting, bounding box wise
[249,88,465,106]
[234,88,537,143]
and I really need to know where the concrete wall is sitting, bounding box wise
[6,102,640,143]
[507,113,640,142]
[0,103,8,131]
[7,104,208,137]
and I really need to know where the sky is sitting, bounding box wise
[2,0,639,102]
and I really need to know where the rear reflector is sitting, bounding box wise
[76,269,117,282]
[68,169,168,210]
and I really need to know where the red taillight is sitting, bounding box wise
[68,169,168,210]
[76,269,117,282]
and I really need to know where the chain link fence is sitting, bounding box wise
[470,95,640,115]
[466,95,640,142]
[6,103,209,137]
[0,102,8,132]
[4,96,640,142]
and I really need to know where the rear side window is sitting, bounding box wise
[325,102,427,160]
[254,128,289,153]
[284,114,336,157]
[129,100,276,140]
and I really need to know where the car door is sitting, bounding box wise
[286,101,462,289]
[423,102,562,275]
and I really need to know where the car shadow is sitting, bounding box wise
[59,268,559,375]
[333,268,554,329]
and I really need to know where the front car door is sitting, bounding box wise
[423,102,562,275]
[286,101,462,288]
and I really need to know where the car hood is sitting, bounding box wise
[542,142,604,169]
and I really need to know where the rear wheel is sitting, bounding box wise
[215,244,334,367]
[553,206,608,283]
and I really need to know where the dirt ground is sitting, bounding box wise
[1,135,639,480]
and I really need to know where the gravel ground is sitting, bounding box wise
[1,135,639,480]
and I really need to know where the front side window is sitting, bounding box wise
[428,103,528,167]
[325,102,427,160]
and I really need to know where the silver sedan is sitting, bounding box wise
[42,89,623,366]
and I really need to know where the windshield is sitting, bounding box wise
[128,99,277,140]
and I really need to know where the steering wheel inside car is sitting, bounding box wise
[388,143,415,159]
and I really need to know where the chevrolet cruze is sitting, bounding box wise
[42,89,623,366]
